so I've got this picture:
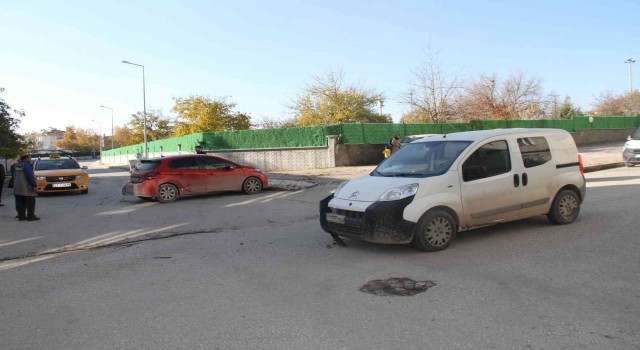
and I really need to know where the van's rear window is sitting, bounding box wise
[137,160,161,171]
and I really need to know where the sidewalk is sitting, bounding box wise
[268,141,627,190]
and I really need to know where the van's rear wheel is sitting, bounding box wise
[412,210,457,252]
[547,189,580,225]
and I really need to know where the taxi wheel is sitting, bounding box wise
[157,183,179,203]
[412,210,457,252]
[242,177,263,195]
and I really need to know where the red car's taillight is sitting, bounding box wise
[144,171,159,180]
[578,155,584,175]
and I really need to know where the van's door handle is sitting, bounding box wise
[513,174,520,187]
[522,173,528,186]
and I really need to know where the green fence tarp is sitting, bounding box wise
[101,116,640,157]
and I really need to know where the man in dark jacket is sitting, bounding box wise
[13,154,40,221]
[0,162,5,206]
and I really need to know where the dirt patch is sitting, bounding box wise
[360,277,436,296]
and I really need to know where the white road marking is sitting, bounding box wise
[0,236,44,248]
[94,202,157,216]
[0,253,67,272]
[224,191,286,207]
[0,223,189,272]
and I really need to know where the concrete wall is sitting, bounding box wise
[335,144,385,166]
[571,128,636,146]
[333,128,636,167]
[101,136,340,171]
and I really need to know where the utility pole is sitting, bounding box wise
[625,58,635,92]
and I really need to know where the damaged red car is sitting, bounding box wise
[122,154,268,203]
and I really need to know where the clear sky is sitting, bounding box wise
[1,0,638,135]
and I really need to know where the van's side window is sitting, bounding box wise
[462,140,511,181]
[517,137,552,168]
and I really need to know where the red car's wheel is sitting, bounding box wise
[242,177,263,194]
[157,183,179,203]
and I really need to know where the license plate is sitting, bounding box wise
[326,213,346,225]
[52,183,72,188]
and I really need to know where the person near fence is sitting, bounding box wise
[195,145,206,154]
[382,145,391,159]
[390,134,402,154]
[13,154,40,221]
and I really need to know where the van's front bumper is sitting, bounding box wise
[319,194,417,244]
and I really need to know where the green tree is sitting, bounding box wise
[55,126,98,153]
[113,125,136,147]
[0,88,27,158]
[552,96,582,119]
[127,109,173,144]
[172,96,251,136]
[290,70,390,126]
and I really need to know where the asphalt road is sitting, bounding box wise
[0,165,639,349]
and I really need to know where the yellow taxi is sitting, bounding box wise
[32,155,90,194]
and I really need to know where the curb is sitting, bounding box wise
[584,162,625,173]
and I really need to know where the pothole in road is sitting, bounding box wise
[360,277,436,296]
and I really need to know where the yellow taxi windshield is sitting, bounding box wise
[35,159,80,171]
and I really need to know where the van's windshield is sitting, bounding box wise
[372,140,472,178]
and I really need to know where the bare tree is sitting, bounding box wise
[401,49,465,123]
[457,72,546,120]
[593,90,640,116]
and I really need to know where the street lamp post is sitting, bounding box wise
[625,58,636,93]
[91,119,102,161]
[121,60,147,158]
[99,105,114,149]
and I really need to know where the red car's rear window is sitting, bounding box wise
[137,160,161,171]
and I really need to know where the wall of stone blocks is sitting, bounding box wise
[100,146,333,171]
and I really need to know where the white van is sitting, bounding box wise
[320,128,586,251]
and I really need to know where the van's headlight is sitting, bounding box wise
[75,174,84,180]
[36,176,46,181]
[334,181,348,195]
[378,183,419,201]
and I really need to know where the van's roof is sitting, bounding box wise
[414,128,569,143]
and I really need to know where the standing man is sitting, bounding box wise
[13,154,39,221]
[390,134,402,154]
[195,145,206,154]
[0,162,5,206]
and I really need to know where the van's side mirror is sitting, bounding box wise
[82,166,88,170]
[628,135,633,141]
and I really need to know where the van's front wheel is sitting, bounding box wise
[547,189,580,225]
[412,210,457,252]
